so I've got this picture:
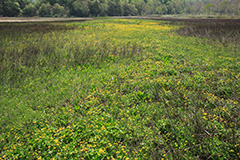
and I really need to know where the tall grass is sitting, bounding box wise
[177,21,240,48]
[0,22,142,87]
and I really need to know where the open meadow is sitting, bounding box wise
[0,18,239,159]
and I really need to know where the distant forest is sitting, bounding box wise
[1,0,240,17]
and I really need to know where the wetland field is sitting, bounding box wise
[0,18,239,159]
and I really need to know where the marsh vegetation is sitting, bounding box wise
[0,18,239,159]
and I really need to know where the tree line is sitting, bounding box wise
[0,0,239,17]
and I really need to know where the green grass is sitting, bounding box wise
[0,19,239,159]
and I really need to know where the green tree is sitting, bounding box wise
[48,0,58,5]
[1,0,22,16]
[203,4,215,15]
[0,1,3,15]
[89,0,101,16]
[57,0,74,7]
[52,3,65,17]
[17,0,31,9]
[99,2,108,16]
[122,0,137,16]
[107,0,123,16]
[133,0,147,15]
[146,0,159,15]
[38,2,52,17]
[22,3,37,16]
[173,0,184,14]
[218,1,228,15]
[72,0,90,17]
[156,3,168,15]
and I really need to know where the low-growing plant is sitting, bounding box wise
[0,18,239,159]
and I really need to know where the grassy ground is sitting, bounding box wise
[0,19,239,159]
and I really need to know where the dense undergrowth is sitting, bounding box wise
[0,19,239,159]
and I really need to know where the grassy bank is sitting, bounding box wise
[0,19,239,159]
